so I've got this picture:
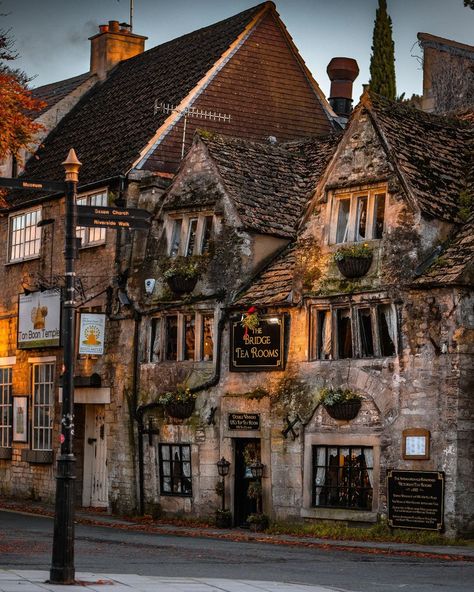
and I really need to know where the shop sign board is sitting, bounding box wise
[78,313,106,355]
[18,290,61,349]
[230,315,284,371]
[387,470,444,531]
[228,413,260,430]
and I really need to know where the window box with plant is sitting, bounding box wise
[318,387,362,420]
[160,255,208,295]
[333,243,373,278]
[158,385,197,419]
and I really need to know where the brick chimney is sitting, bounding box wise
[89,21,148,80]
[327,57,359,118]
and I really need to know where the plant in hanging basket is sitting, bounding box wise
[158,385,197,419]
[318,387,362,420]
[333,243,373,278]
[160,255,208,294]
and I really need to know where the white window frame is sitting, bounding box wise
[166,213,214,257]
[310,302,397,360]
[8,207,42,263]
[0,366,12,448]
[328,187,386,245]
[76,189,108,248]
[149,311,215,363]
[31,361,55,451]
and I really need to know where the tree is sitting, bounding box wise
[369,0,396,100]
[0,24,45,162]
[464,0,474,9]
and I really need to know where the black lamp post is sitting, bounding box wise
[50,149,82,584]
[216,457,230,512]
[250,460,264,515]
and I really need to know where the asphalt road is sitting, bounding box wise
[1,510,473,592]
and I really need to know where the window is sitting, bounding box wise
[150,312,215,363]
[8,208,41,262]
[0,368,12,448]
[77,190,107,246]
[312,445,373,510]
[311,303,396,360]
[167,214,214,257]
[159,443,192,496]
[330,189,386,244]
[32,362,55,451]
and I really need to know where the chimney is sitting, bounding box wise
[89,20,148,80]
[327,57,359,118]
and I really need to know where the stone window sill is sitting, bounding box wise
[21,449,53,464]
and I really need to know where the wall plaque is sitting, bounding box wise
[387,470,444,531]
[230,315,284,371]
[228,413,260,430]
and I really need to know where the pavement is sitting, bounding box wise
[0,570,339,592]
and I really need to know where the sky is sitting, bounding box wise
[1,0,473,100]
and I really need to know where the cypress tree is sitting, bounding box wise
[369,0,396,100]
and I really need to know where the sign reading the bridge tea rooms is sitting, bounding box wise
[18,290,61,349]
[230,315,284,371]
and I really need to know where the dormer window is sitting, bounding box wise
[330,189,385,244]
[168,214,214,257]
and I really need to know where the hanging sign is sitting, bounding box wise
[230,315,284,371]
[18,290,61,349]
[78,313,106,355]
[387,470,444,531]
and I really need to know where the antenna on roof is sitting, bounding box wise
[130,0,134,31]
[154,101,231,159]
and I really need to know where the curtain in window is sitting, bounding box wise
[378,304,396,356]
[320,311,332,359]
[336,199,350,243]
[151,319,162,362]
[363,448,374,487]
[314,447,326,506]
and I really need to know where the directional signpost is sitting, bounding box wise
[0,164,151,584]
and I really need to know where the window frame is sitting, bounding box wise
[7,207,42,263]
[311,444,374,511]
[328,187,386,245]
[76,189,108,248]
[310,301,397,361]
[158,443,192,497]
[149,311,215,363]
[166,213,214,257]
[0,367,13,448]
[31,361,55,451]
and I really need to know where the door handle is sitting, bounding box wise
[88,437,97,445]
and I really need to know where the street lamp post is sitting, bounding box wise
[216,456,230,512]
[50,149,82,584]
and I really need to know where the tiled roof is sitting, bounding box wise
[235,246,296,306]
[415,216,474,286]
[30,72,93,118]
[6,3,267,207]
[202,133,340,238]
[367,92,473,222]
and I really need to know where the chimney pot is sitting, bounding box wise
[327,57,359,118]
[99,24,109,33]
[108,20,120,32]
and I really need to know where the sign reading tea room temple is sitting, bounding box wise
[230,315,284,371]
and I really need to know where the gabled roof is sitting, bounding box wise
[234,245,295,307]
[365,92,473,222]
[30,72,93,118]
[7,3,268,206]
[418,33,474,57]
[200,132,339,238]
[414,215,474,286]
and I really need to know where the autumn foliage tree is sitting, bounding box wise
[0,25,45,162]
[369,0,396,100]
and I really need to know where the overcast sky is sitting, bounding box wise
[2,0,473,99]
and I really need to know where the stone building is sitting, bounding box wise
[0,2,339,512]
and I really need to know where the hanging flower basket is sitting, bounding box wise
[324,400,361,420]
[165,399,195,419]
[336,256,373,279]
[166,274,198,295]
[333,244,373,279]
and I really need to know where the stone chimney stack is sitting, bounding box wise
[327,57,359,118]
[89,21,148,80]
